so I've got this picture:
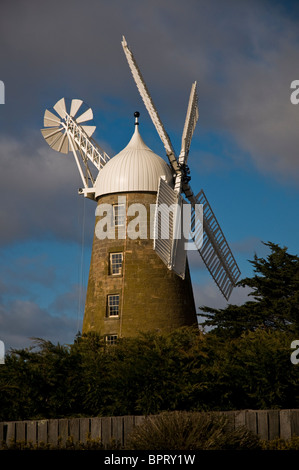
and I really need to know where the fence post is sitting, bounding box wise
[0,422,4,449]
[101,417,112,448]
[123,415,135,448]
[222,411,235,432]
[90,417,102,443]
[48,419,59,448]
[15,421,26,444]
[134,415,145,427]
[69,418,80,444]
[37,420,48,446]
[79,418,90,444]
[267,410,280,440]
[234,410,246,429]
[245,410,257,435]
[111,416,124,447]
[280,410,292,440]
[26,421,37,445]
[6,421,16,446]
[58,419,69,447]
[256,410,268,440]
[291,409,299,437]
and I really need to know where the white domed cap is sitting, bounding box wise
[94,124,173,198]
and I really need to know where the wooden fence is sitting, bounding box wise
[1,410,299,449]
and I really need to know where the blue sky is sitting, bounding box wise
[0,0,298,350]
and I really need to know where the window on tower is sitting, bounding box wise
[107,294,120,317]
[110,252,123,275]
[113,203,125,227]
[105,334,118,345]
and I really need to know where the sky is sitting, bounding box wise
[0,0,298,351]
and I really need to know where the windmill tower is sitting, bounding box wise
[41,37,241,342]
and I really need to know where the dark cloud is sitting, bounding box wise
[0,299,78,351]
[0,133,95,244]
[49,283,86,318]
[230,237,268,256]
[0,0,299,184]
[7,254,56,287]
[193,279,253,314]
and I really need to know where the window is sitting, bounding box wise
[110,252,123,275]
[107,294,120,317]
[113,203,125,227]
[105,334,118,345]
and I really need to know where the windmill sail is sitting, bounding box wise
[122,36,179,173]
[179,81,199,165]
[174,81,199,193]
[193,189,241,300]
[153,178,187,279]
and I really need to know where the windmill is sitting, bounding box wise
[41,37,240,341]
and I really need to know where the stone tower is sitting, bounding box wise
[82,119,197,342]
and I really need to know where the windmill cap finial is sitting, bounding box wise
[134,111,140,125]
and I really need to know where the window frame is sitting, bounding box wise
[105,334,118,345]
[113,203,126,227]
[107,294,120,317]
[109,252,123,276]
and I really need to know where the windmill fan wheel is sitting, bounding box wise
[41,98,96,154]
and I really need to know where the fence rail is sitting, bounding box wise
[1,410,299,449]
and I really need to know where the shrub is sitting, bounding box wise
[126,411,261,450]
[261,436,299,450]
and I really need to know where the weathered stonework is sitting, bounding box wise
[82,191,197,338]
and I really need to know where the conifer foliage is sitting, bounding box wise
[199,242,299,337]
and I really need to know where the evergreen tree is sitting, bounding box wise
[199,242,299,337]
